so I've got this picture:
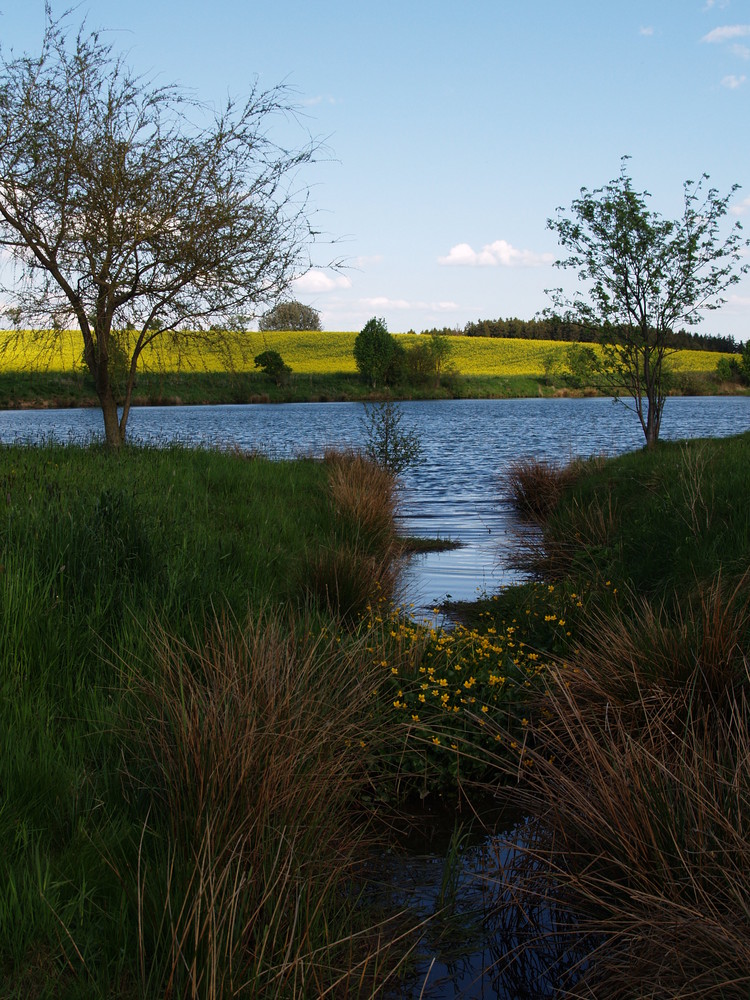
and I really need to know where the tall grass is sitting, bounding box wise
[301,451,402,619]
[120,609,415,999]
[0,442,416,997]
[487,433,750,998]
[492,578,750,997]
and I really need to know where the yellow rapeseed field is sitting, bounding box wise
[0,329,730,375]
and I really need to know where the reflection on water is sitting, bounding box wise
[378,815,591,999]
[3,396,747,616]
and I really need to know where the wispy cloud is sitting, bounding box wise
[301,94,339,107]
[293,270,352,293]
[702,24,750,43]
[438,239,554,268]
[721,72,747,87]
[351,255,384,269]
[730,196,750,215]
[703,0,730,10]
[731,42,750,58]
[639,26,654,36]
[726,293,750,308]
[360,296,459,311]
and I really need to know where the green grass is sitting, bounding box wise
[0,443,419,998]
[537,432,750,599]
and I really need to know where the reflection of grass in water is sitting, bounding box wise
[383,816,591,999]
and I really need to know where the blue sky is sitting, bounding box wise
[3,1,750,339]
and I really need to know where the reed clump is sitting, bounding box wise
[494,578,750,997]
[487,433,750,998]
[122,609,412,998]
[302,451,402,619]
[503,456,589,522]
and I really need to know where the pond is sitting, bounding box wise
[2,395,748,619]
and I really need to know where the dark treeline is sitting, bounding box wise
[417,317,740,353]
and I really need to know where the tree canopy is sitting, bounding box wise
[547,160,749,446]
[259,300,322,331]
[0,10,319,445]
[353,317,397,389]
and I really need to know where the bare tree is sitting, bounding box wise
[0,8,320,445]
[547,160,748,447]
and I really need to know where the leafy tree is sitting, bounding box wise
[361,401,422,476]
[547,160,749,446]
[717,340,750,385]
[404,332,455,387]
[254,349,291,386]
[353,317,397,388]
[259,300,322,331]
[0,12,318,446]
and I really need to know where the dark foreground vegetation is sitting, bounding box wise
[2,432,749,997]
[461,432,750,997]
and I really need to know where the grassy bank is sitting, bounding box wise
[0,440,548,998]
[0,368,556,408]
[0,444,423,997]
[469,433,750,997]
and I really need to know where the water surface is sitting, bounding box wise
[2,396,747,615]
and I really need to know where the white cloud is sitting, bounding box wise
[293,269,352,293]
[639,26,654,36]
[702,24,750,43]
[726,293,750,307]
[721,72,747,87]
[730,196,750,215]
[703,0,730,10]
[438,239,554,268]
[362,296,411,310]
[360,296,460,311]
[301,94,339,107]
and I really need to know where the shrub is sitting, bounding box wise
[361,400,422,476]
[353,317,397,388]
[253,348,291,386]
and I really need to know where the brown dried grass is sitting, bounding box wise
[302,451,403,619]
[503,456,588,523]
[127,609,411,998]
[489,574,750,998]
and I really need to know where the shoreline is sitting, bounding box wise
[0,368,746,410]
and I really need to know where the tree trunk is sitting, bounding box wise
[99,389,124,448]
[644,397,659,449]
